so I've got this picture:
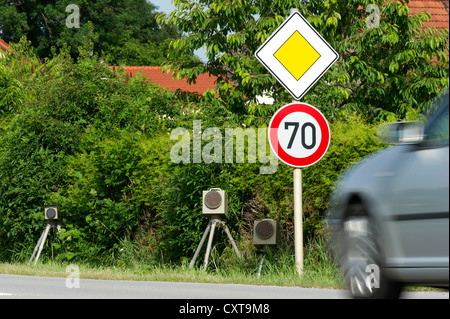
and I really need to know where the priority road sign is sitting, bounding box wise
[268,102,330,168]
[255,10,339,100]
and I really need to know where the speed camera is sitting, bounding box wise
[44,205,58,220]
[202,188,227,217]
[253,219,279,246]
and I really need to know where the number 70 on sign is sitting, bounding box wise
[268,103,330,168]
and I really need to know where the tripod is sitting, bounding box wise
[190,216,241,270]
[29,220,61,265]
[256,246,275,278]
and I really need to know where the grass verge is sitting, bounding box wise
[0,259,346,289]
[1,237,445,293]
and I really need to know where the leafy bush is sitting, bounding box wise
[154,116,385,262]
[0,38,387,266]
[0,40,178,262]
[0,64,26,116]
[46,127,177,262]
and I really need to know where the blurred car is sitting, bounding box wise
[327,90,449,298]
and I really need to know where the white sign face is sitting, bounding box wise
[255,11,339,100]
[277,112,322,159]
[268,103,330,168]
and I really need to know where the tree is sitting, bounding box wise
[158,0,449,121]
[0,0,183,65]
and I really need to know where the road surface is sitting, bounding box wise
[0,274,447,300]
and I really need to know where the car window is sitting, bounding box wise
[423,93,449,146]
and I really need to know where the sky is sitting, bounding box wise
[151,0,208,62]
[152,0,176,14]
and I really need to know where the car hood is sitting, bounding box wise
[340,145,408,187]
[327,144,409,221]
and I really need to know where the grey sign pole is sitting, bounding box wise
[289,7,304,277]
[291,8,303,275]
[293,166,303,276]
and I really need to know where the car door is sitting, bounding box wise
[388,97,449,269]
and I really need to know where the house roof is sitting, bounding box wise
[409,0,449,29]
[0,39,10,51]
[120,66,218,96]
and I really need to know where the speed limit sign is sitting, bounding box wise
[268,102,330,167]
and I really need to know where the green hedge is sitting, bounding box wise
[0,40,177,261]
[155,116,384,261]
[0,40,385,264]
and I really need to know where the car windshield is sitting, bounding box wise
[423,91,449,146]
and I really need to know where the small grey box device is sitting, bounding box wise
[253,219,280,246]
[44,205,58,220]
[202,189,227,217]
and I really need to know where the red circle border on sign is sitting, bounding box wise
[268,103,330,167]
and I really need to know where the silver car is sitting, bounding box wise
[327,90,449,298]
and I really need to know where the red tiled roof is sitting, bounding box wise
[120,66,217,96]
[409,0,449,29]
[0,39,10,51]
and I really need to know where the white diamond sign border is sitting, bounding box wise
[255,11,339,100]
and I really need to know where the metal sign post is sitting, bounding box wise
[293,163,303,276]
[256,8,338,276]
[293,94,303,276]
[267,102,331,276]
[292,88,303,276]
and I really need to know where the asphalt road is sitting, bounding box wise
[0,274,448,300]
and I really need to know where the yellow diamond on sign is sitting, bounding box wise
[274,31,320,81]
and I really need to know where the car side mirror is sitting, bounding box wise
[377,121,424,145]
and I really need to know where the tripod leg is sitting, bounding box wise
[257,253,266,278]
[223,223,242,259]
[203,220,217,270]
[34,223,51,265]
[190,224,211,269]
[29,229,46,263]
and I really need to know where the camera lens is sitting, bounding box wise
[204,191,222,209]
[255,220,274,240]
[46,208,56,219]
